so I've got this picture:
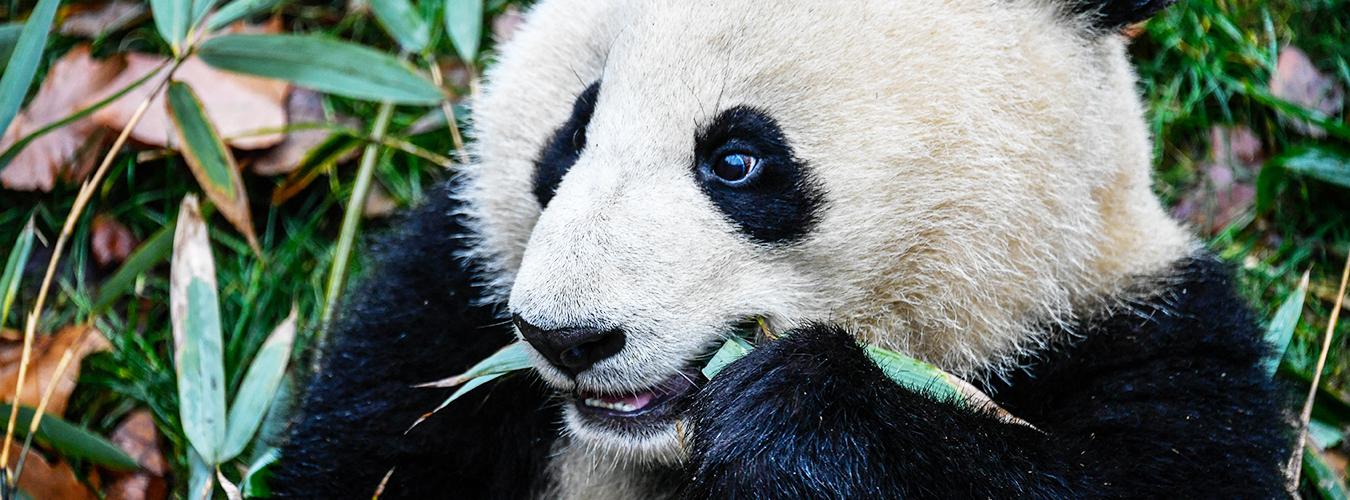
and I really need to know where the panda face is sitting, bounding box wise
[457,0,1191,462]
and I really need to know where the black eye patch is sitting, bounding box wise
[533,81,602,207]
[694,107,824,245]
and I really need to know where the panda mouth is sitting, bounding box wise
[573,369,702,425]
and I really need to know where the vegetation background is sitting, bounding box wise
[0,0,1347,497]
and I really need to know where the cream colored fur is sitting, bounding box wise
[453,0,1194,496]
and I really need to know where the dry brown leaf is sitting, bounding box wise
[0,325,110,416]
[492,5,526,43]
[60,0,148,38]
[252,89,358,176]
[1271,46,1345,138]
[0,46,124,192]
[91,215,139,267]
[1171,125,1263,234]
[91,54,289,151]
[364,182,398,219]
[104,410,168,500]
[7,443,97,500]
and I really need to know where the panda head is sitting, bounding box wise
[457,0,1190,462]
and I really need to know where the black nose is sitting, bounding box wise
[513,314,626,376]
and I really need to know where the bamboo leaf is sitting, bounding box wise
[166,81,260,253]
[1,217,36,328]
[443,0,483,63]
[409,372,504,431]
[149,0,192,54]
[0,404,138,470]
[0,0,62,136]
[241,447,280,497]
[700,335,753,379]
[220,308,296,461]
[170,195,229,464]
[206,0,281,31]
[1275,146,1350,189]
[0,23,21,68]
[197,34,445,105]
[1265,272,1310,377]
[417,342,531,388]
[1303,443,1350,500]
[372,0,430,53]
[188,447,215,500]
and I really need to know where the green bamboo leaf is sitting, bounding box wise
[409,372,504,431]
[197,34,445,104]
[0,404,138,470]
[91,224,174,315]
[0,0,61,136]
[865,346,961,402]
[150,0,192,54]
[417,342,532,388]
[1308,418,1345,450]
[1264,271,1309,377]
[0,23,21,69]
[220,308,297,461]
[372,0,430,53]
[205,0,280,32]
[1,217,36,328]
[190,0,222,34]
[188,447,215,500]
[166,81,260,253]
[171,195,229,464]
[241,448,280,497]
[443,0,483,63]
[701,335,753,379]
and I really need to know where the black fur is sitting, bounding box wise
[694,106,824,245]
[271,180,560,499]
[532,81,601,207]
[1065,0,1175,32]
[682,257,1289,498]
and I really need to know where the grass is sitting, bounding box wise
[0,0,1347,495]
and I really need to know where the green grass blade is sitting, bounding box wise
[1303,443,1350,500]
[197,34,445,104]
[1264,272,1310,377]
[372,0,430,53]
[205,0,280,32]
[91,224,174,315]
[170,196,229,464]
[0,404,138,470]
[150,0,192,54]
[0,23,21,69]
[0,0,61,136]
[167,81,259,253]
[220,309,296,461]
[1275,146,1350,189]
[443,0,483,63]
[1,217,36,328]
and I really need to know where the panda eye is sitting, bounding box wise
[712,153,758,183]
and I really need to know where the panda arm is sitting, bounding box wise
[683,265,1288,498]
[270,182,559,499]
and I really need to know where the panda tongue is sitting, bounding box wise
[600,391,654,410]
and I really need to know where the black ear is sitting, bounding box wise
[1066,0,1175,32]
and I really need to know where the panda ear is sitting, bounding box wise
[1065,0,1175,32]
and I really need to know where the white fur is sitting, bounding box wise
[453,0,1194,496]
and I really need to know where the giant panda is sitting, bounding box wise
[271,0,1291,497]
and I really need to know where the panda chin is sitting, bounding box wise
[562,369,704,464]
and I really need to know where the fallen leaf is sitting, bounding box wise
[91,215,138,267]
[60,0,148,38]
[7,443,97,500]
[1271,46,1345,138]
[104,410,168,500]
[0,325,110,416]
[0,45,124,191]
[491,5,525,43]
[1171,126,1264,234]
[252,89,358,175]
[363,182,398,218]
[91,54,289,151]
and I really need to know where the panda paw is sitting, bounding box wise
[680,324,908,496]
